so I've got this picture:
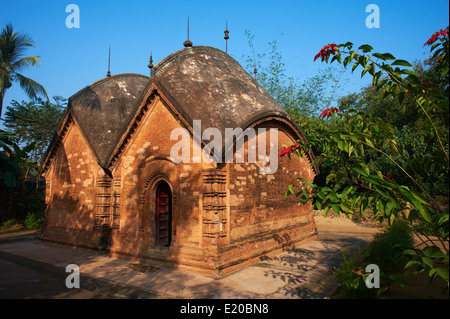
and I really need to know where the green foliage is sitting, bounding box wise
[369,125,449,199]
[0,24,51,227]
[404,245,449,293]
[24,212,42,230]
[367,222,415,274]
[337,77,419,129]
[1,218,17,231]
[334,247,376,299]
[0,131,21,188]
[242,30,347,118]
[0,23,48,118]
[3,96,66,162]
[0,130,37,188]
[283,27,449,292]
[334,222,414,298]
[1,130,44,224]
[337,57,449,200]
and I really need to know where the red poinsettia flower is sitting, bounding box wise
[424,27,449,46]
[319,109,330,118]
[424,32,440,46]
[319,106,339,118]
[314,43,340,62]
[278,147,293,157]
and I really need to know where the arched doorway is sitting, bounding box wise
[154,181,172,246]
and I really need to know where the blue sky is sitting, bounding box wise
[1,0,449,121]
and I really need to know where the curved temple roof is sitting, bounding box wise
[150,46,293,135]
[67,73,148,167]
[41,46,316,173]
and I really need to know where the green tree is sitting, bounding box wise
[336,58,449,199]
[283,28,449,294]
[0,130,37,188]
[3,96,66,162]
[338,58,448,130]
[1,129,43,224]
[0,23,48,119]
[337,82,419,129]
[242,30,347,119]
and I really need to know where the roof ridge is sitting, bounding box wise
[153,46,228,78]
[69,73,149,103]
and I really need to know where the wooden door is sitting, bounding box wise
[155,182,171,246]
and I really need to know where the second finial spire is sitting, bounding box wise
[224,20,229,53]
[107,46,111,77]
[183,16,193,47]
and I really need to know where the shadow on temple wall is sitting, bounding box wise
[42,189,103,250]
[272,233,294,251]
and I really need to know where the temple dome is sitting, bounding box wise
[67,73,148,166]
[150,46,293,135]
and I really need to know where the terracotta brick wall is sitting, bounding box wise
[217,122,317,274]
[112,97,207,264]
[41,96,317,277]
[41,119,100,248]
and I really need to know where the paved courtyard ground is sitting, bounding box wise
[0,217,374,299]
[0,214,447,300]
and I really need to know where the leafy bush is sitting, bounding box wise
[334,247,377,298]
[284,27,449,290]
[24,212,42,230]
[1,218,18,231]
[366,221,415,273]
[334,222,414,298]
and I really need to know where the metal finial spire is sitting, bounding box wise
[148,52,153,70]
[148,52,154,76]
[183,16,193,47]
[107,46,111,77]
[224,20,229,53]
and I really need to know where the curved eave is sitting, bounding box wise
[223,112,320,176]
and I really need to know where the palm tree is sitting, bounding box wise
[0,23,48,119]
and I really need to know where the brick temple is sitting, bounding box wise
[39,45,318,276]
